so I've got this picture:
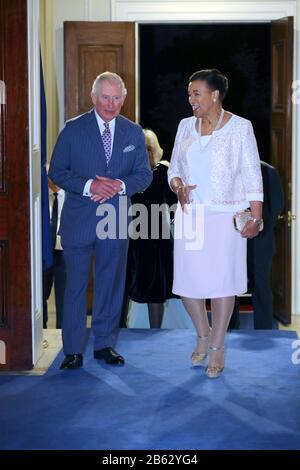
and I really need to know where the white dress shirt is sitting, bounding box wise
[83,109,126,197]
[49,188,65,250]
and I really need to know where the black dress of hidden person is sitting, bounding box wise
[126,159,177,310]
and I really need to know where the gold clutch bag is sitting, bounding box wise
[233,210,263,232]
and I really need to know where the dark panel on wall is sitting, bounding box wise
[270,17,293,324]
[64,22,135,121]
[78,45,123,113]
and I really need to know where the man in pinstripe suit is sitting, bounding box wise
[49,72,152,369]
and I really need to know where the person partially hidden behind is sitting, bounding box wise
[43,174,66,329]
[168,69,263,378]
[123,129,177,328]
[49,72,152,369]
[232,161,284,329]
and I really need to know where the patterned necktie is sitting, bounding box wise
[51,192,58,249]
[102,122,112,165]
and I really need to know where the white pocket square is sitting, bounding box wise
[123,144,135,153]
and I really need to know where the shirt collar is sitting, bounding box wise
[50,188,64,197]
[94,109,116,135]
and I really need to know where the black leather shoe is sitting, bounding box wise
[94,347,125,365]
[60,354,83,370]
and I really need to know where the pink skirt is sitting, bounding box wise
[172,205,247,299]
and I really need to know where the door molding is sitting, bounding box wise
[111,0,300,317]
[28,0,43,364]
[111,1,296,22]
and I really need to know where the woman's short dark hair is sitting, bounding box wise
[188,69,229,102]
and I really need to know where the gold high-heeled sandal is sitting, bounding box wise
[205,345,225,378]
[191,328,211,366]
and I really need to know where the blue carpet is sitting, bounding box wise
[0,329,299,450]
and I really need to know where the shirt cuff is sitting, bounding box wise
[116,179,126,195]
[83,179,93,197]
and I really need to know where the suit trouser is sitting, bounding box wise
[52,250,66,328]
[228,297,240,329]
[43,268,52,328]
[248,237,274,329]
[42,250,66,328]
[62,237,129,354]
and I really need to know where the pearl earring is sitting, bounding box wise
[213,98,217,102]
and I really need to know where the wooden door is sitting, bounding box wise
[0,0,32,370]
[271,16,293,324]
[64,22,135,121]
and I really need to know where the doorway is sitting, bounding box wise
[139,23,270,163]
[139,23,271,315]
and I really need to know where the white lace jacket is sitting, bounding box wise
[168,114,264,212]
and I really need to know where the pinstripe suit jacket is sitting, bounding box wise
[49,109,152,246]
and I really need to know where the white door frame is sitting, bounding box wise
[28,0,43,364]
[112,0,300,316]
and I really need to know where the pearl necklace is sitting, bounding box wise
[197,108,225,148]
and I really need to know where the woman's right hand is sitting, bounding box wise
[177,184,197,211]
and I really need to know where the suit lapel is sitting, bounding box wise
[84,109,106,162]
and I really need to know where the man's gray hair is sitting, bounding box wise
[91,71,127,97]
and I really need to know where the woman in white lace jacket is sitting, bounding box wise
[168,69,263,378]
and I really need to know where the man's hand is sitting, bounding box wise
[90,175,122,203]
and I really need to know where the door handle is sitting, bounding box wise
[277,211,296,227]
[287,210,296,227]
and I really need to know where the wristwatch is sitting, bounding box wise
[250,217,264,230]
